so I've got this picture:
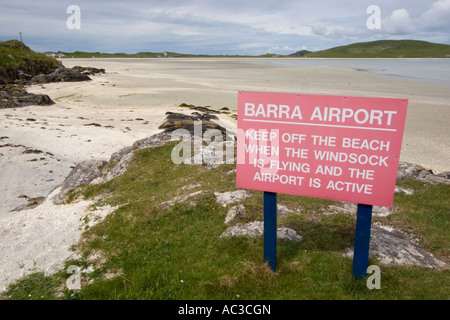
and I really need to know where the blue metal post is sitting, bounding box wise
[352,204,373,279]
[264,192,277,271]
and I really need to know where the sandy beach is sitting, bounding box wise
[0,58,449,291]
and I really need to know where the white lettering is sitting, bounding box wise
[66,5,81,30]
[367,5,381,30]
[309,107,397,126]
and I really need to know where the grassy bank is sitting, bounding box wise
[0,40,61,83]
[2,141,448,300]
[306,40,450,58]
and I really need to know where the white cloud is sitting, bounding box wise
[267,45,308,53]
[380,1,450,36]
[383,8,415,34]
[0,0,449,54]
[312,22,328,36]
[419,0,450,31]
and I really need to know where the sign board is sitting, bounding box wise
[236,91,408,207]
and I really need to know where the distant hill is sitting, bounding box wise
[54,51,256,58]
[40,39,450,59]
[305,40,450,58]
[289,50,312,57]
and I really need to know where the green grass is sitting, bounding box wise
[383,179,450,259]
[0,40,62,82]
[54,40,450,59]
[307,40,450,58]
[2,142,449,300]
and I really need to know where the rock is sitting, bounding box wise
[181,183,202,191]
[11,196,46,212]
[202,140,234,168]
[417,170,450,185]
[157,110,234,168]
[109,146,133,163]
[344,225,447,269]
[105,152,134,183]
[397,162,422,180]
[214,190,250,207]
[220,221,302,242]
[158,112,225,135]
[71,66,105,75]
[32,67,91,83]
[225,204,246,225]
[53,160,107,204]
[277,204,301,217]
[394,186,414,195]
[221,221,264,238]
[179,103,222,114]
[324,202,395,217]
[277,227,303,242]
[104,131,173,182]
[160,190,208,208]
[372,206,395,217]
[397,162,450,185]
[131,131,173,150]
[435,171,450,179]
[0,85,54,108]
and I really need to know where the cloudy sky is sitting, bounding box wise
[1,0,449,55]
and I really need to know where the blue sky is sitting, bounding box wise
[1,0,449,55]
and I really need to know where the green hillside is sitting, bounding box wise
[306,40,450,58]
[289,50,313,57]
[0,40,62,83]
[55,51,258,58]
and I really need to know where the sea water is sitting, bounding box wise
[247,58,450,84]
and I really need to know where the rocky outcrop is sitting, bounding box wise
[344,225,447,269]
[0,65,105,108]
[158,111,226,135]
[104,131,173,182]
[1,40,105,108]
[214,190,250,207]
[31,67,90,84]
[225,204,246,225]
[30,66,104,84]
[0,40,62,85]
[53,160,107,204]
[219,221,303,242]
[220,221,265,238]
[0,84,54,108]
[324,202,396,217]
[71,66,106,76]
[217,193,303,242]
[11,195,46,212]
[397,161,450,184]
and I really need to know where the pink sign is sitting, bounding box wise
[236,91,408,207]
